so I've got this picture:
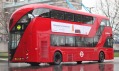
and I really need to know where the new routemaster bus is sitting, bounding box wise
[9,4,113,66]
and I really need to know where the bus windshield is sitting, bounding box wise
[10,12,34,49]
[32,8,50,17]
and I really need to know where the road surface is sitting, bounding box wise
[0,57,119,71]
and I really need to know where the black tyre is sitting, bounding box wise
[29,62,39,66]
[77,61,82,64]
[53,52,62,65]
[98,52,105,63]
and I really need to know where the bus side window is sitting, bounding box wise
[51,35,58,46]
[82,15,94,24]
[100,20,106,26]
[51,10,58,19]
[66,36,75,47]
[104,37,113,48]
[65,12,74,21]
[58,36,65,46]
[85,38,94,47]
[74,14,82,22]
[100,19,111,27]
[75,37,84,47]
[51,10,64,20]
[106,20,110,26]
[51,35,65,46]
[56,11,64,20]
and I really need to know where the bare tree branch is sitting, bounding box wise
[95,0,119,39]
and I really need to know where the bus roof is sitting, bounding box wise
[15,4,108,19]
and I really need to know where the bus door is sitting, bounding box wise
[38,33,50,62]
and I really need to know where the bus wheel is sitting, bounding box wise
[77,61,82,64]
[29,62,39,66]
[98,52,105,63]
[54,52,62,65]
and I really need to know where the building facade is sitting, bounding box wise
[3,0,82,13]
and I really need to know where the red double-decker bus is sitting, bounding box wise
[9,4,113,66]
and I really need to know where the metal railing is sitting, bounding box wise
[3,0,53,8]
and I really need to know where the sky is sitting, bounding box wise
[82,0,96,12]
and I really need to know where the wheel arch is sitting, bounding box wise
[54,50,63,61]
[99,51,105,59]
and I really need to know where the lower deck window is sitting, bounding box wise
[65,36,75,46]
[51,35,98,47]
[51,34,113,48]
[51,35,65,46]
[51,35,75,47]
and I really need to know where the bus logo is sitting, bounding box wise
[80,51,84,57]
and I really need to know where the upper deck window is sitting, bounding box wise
[74,14,94,24]
[101,19,110,27]
[32,8,50,18]
[32,8,95,24]
[74,14,82,22]
[51,10,64,20]
[82,15,94,24]
[65,12,74,21]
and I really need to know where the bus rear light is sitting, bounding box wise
[14,58,22,61]
[26,53,28,56]
[14,58,25,61]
